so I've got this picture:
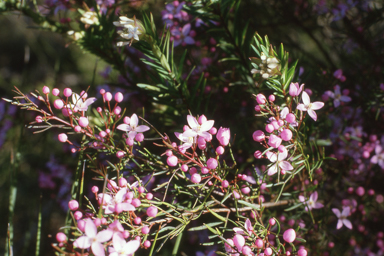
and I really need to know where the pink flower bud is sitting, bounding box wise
[58,133,68,143]
[281,129,293,141]
[115,92,124,102]
[286,113,296,123]
[265,124,274,133]
[52,88,60,96]
[216,127,230,146]
[167,155,178,167]
[53,99,64,109]
[35,116,43,123]
[147,206,158,217]
[254,150,262,159]
[269,95,275,102]
[56,232,67,243]
[255,238,264,248]
[144,240,151,248]
[42,86,50,94]
[99,131,107,137]
[289,82,304,97]
[191,173,201,184]
[207,158,218,170]
[269,218,276,226]
[198,115,207,124]
[91,186,99,193]
[222,180,229,188]
[116,151,125,158]
[78,117,89,128]
[297,248,307,256]
[142,226,150,234]
[134,217,141,224]
[114,106,121,115]
[146,193,153,200]
[201,167,209,174]
[356,186,365,196]
[99,89,105,95]
[166,150,173,157]
[180,164,188,172]
[214,147,224,157]
[126,137,134,146]
[233,190,240,199]
[256,94,267,104]
[131,198,141,207]
[94,218,101,227]
[62,108,72,117]
[103,92,112,101]
[97,107,102,113]
[283,228,296,243]
[135,133,144,142]
[118,177,127,187]
[209,127,217,135]
[137,186,145,193]
[268,134,282,148]
[242,246,252,255]
[255,105,261,112]
[264,247,273,256]
[241,186,250,194]
[74,211,82,220]
[68,200,79,211]
[233,234,245,251]
[63,88,72,97]
[253,130,265,142]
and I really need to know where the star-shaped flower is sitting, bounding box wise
[116,114,150,139]
[332,207,352,229]
[67,93,96,112]
[109,233,140,256]
[266,149,293,176]
[296,91,324,121]
[182,115,214,141]
[74,220,113,256]
[299,191,324,211]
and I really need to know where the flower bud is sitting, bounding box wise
[283,228,296,243]
[216,127,230,146]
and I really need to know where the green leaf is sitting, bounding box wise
[237,200,260,210]
[188,222,223,231]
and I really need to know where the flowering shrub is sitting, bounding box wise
[1,0,384,256]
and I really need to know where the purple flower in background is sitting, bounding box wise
[326,85,351,107]
[299,191,324,211]
[371,145,384,169]
[172,24,195,47]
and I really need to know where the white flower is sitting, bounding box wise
[251,52,281,79]
[299,191,324,211]
[68,93,96,112]
[116,114,150,138]
[80,11,99,25]
[174,132,194,151]
[182,115,214,141]
[296,91,324,121]
[332,207,352,229]
[266,148,293,176]
[114,16,145,46]
[109,233,140,256]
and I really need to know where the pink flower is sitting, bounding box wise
[266,148,293,176]
[174,131,194,151]
[298,191,324,211]
[183,115,214,141]
[98,188,135,214]
[283,228,296,243]
[233,218,253,237]
[326,85,351,107]
[216,127,230,146]
[296,91,324,121]
[370,145,384,169]
[74,220,113,256]
[268,134,282,148]
[332,207,352,229]
[289,82,304,97]
[117,114,150,139]
[233,234,245,252]
[109,233,140,256]
[68,93,96,112]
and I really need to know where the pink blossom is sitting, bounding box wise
[326,85,351,107]
[183,115,214,141]
[332,207,352,229]
[296,91,324,121]
[371,145,384,169]
[98,188,135,214]
[233,218,253,236]
[74,220,113,256]
[283,228,296,243]
[268,134,282,148]
[117,114,150,139]
[68,93,96,112]
[216,127,230,146]
[233,234,245,251]
[174,131,194,151]
[109,233,140,256]
[266,149,293,176]
[289,82,304,97]
[298,191,324,211]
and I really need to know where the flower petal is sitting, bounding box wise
[117,124,130,132]
[187,115,198,129]
[96,230,113,243]
[311,102,324,110]
[200,120,214,132]
[91,241,106,256]
[279,161,293,171]
[267,164,278,176]
[343,219,353,229]
[122,240,140,255]
[332,208,341,217]
[130,114,139,127]
[336,219,343,229]
[307,109,318,121]
[136,125,150,133]
[296,104,306,111]
[302,91,310,105]
[85,220,97,238]
[74,236,92,249]
[310,191,318,202]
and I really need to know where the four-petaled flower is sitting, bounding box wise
[98,188,135,214]
[182,115,214,141]
[109,233,140,256]
[299,191,324,211]
[371,145,384,169]
[74,219,113,256]
[68,93,96,112]
[326,85,351,107]
[233,218,253,237]
[266,148,293,176]
[174,131,194,151]
[117,114,150,138]
[297,91,324,121]
[332,207,352,229]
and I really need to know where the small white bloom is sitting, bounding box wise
[80,11,99,25]
[296,91,324,121]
